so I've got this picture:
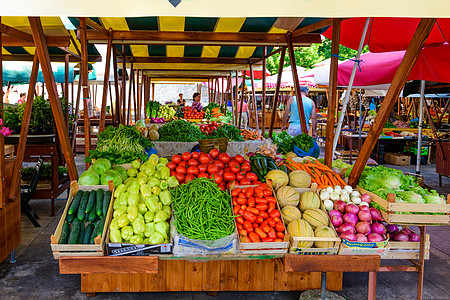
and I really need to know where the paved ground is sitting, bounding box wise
[0,154,449,299]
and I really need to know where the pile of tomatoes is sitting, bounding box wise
[167,149,260,189]
[199,121,220,135]
[232,184,286,243]
[182,106,205,119]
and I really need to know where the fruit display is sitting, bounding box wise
[78,158,128,187]
[156,104,176,121]
[181,106,205,120]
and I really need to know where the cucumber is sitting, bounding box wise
[68,219,81,244]
[85,190,96,214]
[59,222,70,244]
[96,218,106,237]
[266,159,278,171]
[77,191,90,221]
[88,207,97,222]
[68,190,84,215]
[83,224,95,244]
[78,223,86,244]
[95,188,104,216]
[66,213,75,224]
[102,190,112,216]
[90,220,101,244]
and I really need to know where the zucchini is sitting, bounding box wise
[59,221,70,244]
[85,190,96,214]
[266,159,278,171]
[68,219,81,244]
[77,191,90,221]
[102,190,112,216]
[83,224,95,244]
[88,207,97,222]
[95,188,104,216]
[66,213,75,224]
[78,223,86,244]
[68,190,84,215]
[90,220,101,244]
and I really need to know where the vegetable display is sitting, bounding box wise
[171,178,235,240]
[270,131,315,155]
[201,123,244,141]
[240,129,263,141]
[249,153,289,183]
[156,104,176,121]
[181,106,205,119]
[158,120,204,142]
[203,103,223,119]
[146,101,161,119]
[78,158,127,187]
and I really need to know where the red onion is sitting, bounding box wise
[358,210,372,223]
[330,215,344,227]
[371,223,386,235]
[360,194,372,203]
[355,233,368,242]
[393,232,410,241]
[367,233,384,242]
[401,228,412,235]
[355,222,371,235]
[345,203,360,214]
[385,224,400,234]
[337,223,356,234]
[328,210,342,219]
[409,233,420,242]
[340,232,357,242]
[333,200,346,213]
[343,213,358,227]
[360,205,370,211]
[369,208,383,222]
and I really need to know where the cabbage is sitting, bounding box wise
[91,158,111,175]
[396,191,424,204]
[78,170,100,185]
[135,120,145,128]
[101,169,123,187]
[359,166,413,191]
[422,195,446,204]
[113,166,128,181]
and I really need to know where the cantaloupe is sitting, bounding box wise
[281,206,302,224]
[265,170,289,190]
[149,124,159,131]
[299,191,320,212]
[148,130,159,141]
[287,219,313,248]
[276,186,300,207]
[314,226,336,248]
[289,170,311,188]
[302,208,329,228]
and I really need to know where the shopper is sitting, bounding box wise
[236,97,249,129]
[281,86,317,138]
[192,92,203,112]
[177,93,185,108]
[18,93,27,104]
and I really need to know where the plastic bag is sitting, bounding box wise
[293,138,320,158]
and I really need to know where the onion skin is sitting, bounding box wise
[337,223,356,234]
[345,203,360,215]
[355,222,371,235]
[367,233,384,242]
[333,200,347,213]
[369,208,383,222]
[393,232,410,242]
[371,223,387,235]
[330,215,344,227]
[385,224,400,234]
[409,233,420,242]
[343,213,358,227]
[359,205,370,211]
[402,228,412,235]
[358,210,372,223]
[355,233,368,242]
[328,210,342,219]
[360,194,372,203]
[340,232,357,242]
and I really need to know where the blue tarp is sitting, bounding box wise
[2,62,74,86]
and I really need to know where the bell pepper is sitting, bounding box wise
[148,154,159,166]
[162,205,172,217]
[151,186,161,196]
[149,231,164,244]
[140,184,152,198]
[132,217,145,235]
[114,184,127,199]
[147,177,160,188]
[121,225,134,241]
[155,221,169,239]
[118,214,130,227]
[110,218,119,231]
[154,210,169,222]
[156,163,166,171]
[144,164,155,176]
[127,194,139,206]
[137,170,148,179]
[130,235,144,244]
[128,182,140,195]
[160,166,170,180]
[154,170,161,180]
[110,229,122,243]
[144,195,160,213]
[124,177,137,187]
[143,238,150,244]
[113,206,128,219]
[137,202,148,214]
[144,222,155,238]
[167,176,179,188]
[127,205,139,221]
[144,211,155,223]
[127,168,138,178]
[113,199,121,210]
[159,180,169,190]
[137,176,147,186]
[131,159,141,169]
[158,157,168,165]
[118,192,129,206]
[159,190,172,206]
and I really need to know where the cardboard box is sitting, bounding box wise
[384,152,410,166]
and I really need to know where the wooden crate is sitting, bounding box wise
[357,186,450,225]
[338,243,391,257]
[383,234,430,260]
[50,181,114,259]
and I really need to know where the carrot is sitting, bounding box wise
[312,159,333,172]
[333,174,347,187]
[325,172,337,186]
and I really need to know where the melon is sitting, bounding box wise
[314,226,336,248]
[299,191,320,212]
[265,170,289,190]
[148,130,160,141]
[285,152,297,159]
[276,186,300,207]
[149,124,159,131]
[288,219,314,248]
[289,170,311,188]
[302,208,329,228]
[281,206,302,223]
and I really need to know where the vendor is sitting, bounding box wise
[192,92,203,112]
[177,93,186,108]
[281,86,317,138]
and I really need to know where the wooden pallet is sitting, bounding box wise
[383,234,430,260]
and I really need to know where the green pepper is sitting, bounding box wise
[148,154,159,166]
[110,229,122,243]
[114,184,127,199]
[154,170,161,180]
[130,235,144,244]
[124,177,136,187]
[167,176,179,188]
[140,184,152,198]
[154,221,169,239]
[118,214,130,227]
[131,159,141,169]
[127,205,138,221]
[154,210,169,222]
[147,177,161,188]
[132,217,145,235]
[156,163,165,171]
[127,194,139,206]
[144,195,159,213]
[110,218,119,231]
[121,226,134,241]
[160,180,169,190]
[151,186,161,196]
[162,205,172,217]
[118,191,129,206]
[128,182,140,195]
[137,171,148,179]
[127,168,138,178]
[144,164,155,177]
[159,190,172,206]
[113,206,128,219]
[149,231,164,244]
[144,211,155,223]
[158,157,168,165]
[160,166,170,180]
[137,202,148,214]
[143,238,150,244]
[144,222,155,238]
[137,176,147,186]
[113,199,121,210]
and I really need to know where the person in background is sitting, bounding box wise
[17,93,27,104]
[236,97,249,129]
[177,93,185,108]
[192,92,203,112]
[281,86,317,138]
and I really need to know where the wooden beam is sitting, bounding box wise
[28,17,78,180]
[291,18,335,38]
[122,45,127,125]
[286,32,307,134]
[124,56,254,65]
[64,50,69,122]
[68,32,81,56]
[82,17,109,36]
[424,97,445,159]
[79,18,91,168]
[268,47,286,137]
[87,30,321,46]
[284,254,380,273]
[261,48,267,135]
[325,19,341,168]
[0,54,101,63]
[0,17,4,208]
[0,23,33,42]
[1,35,70,47]
[238,71,245,129]
[436,99,450,128]
[99,30,112,133]
[249,63,259,131]
[348,18,437,186]
[151,82,155,101]
[127,63,134,125]
[112,45,121,125]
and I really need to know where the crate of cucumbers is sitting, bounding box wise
[50,181,114,259]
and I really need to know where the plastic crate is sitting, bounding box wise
[404,145,429,156]
[410,154,428,165]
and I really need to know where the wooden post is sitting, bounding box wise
[268,47,287,137]
[79,18,91,168]
[151,83,155,101]
[436,99,450,128]
[349,18,437,186]
[325,19,341,167]
[234,71,239,126]
[121,45,127,125]
[99,30,112,133]
[64,50,69,121]
[127,63,134,125]
[249,63,259,131]
[132,68,137,123]
[238,71,246,129]
[261,47,267,135]
[0,18,4,208]
[286,32,307,135]
[136,69,141,121]
[424,98,445,159]
[112,45,120,126]
[417,226,426,300]
[29,17,78,180]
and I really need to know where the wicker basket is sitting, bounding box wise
[198,138,229,153]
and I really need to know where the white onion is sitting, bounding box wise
[326,186,334,194]
[320,190,330,201]
[344,185,353,193]
[324,199,334,211]
[359,201,369,207]
[351,190,361,198]
[334,185,342,193]
[340,189,349,196]
[340,194,350,202]
[330,192,340,201]
[351,196,362,205]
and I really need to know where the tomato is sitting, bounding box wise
[185,174,196,183]
[175,166,187,174]
[255,216,264,224]
[191,151,200,160]
[267,202,276,213]
[172,155,182,164]
[233,205,241,215]
[170,170,176,176]
[222,172,236,182]
[213,160,225,169]
[259,211,269,219]
[269,209,281,219]
[218,152,231,164]
[229,162,240,173]
[236,172,245,182]
[243,221,254,232]
[231,187,241,197]
[186,159,198,167]
[198,164,208,173]
[261,237,274,242]
[187,166,199,175]
[266,196,277,204]
[226,182,232,190]
[167,162,177,171]
[178,161,188,168]
[259,183,268,189]
[209,148,220,159]
[256,204,268,211]
[238,229,248,236]
[207,164,219,174]
[245,172,258,182]
[277,231,285,239]
[275,222,285,232]
[210,174,223,185]
[181,152,192,161]
[255,228,267,239]
[240,162,251,173]
[175,173,185,183]
[247,207,260,215]
[218,183,226,191]
[255,197,268,204]
[233,154,245,164]
[236,216,244,224]
[236,197,247,205]
[247,197,255,207]
[245,187,254,197]
[199,154,211,165]
[248,232,261,243]
[263,189,272,197]
[254,187,264,197]
[198,172,209,178]
[267,228,277,239]
[267,218,276,227]
[218,169,224,176]
[253,222,259,228]
[240,179,252,185]
[243,211,257,223]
